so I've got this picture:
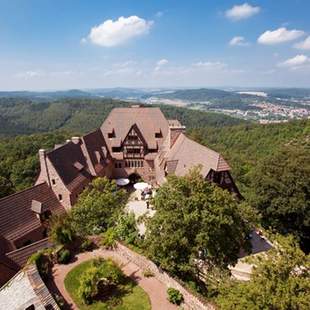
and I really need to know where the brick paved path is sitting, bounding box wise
[50,248,178,310]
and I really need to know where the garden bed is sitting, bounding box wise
[64,259,151,310]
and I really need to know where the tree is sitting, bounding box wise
[216,235,310,310]
[114,212,138,245]
[78,258,123,305]
[71,177,127,235]
[0,176,13,198]
[48,214,75,245]
[250,145,310,252]
[144,168,256,276]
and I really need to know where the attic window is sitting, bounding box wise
[73,162,84,171]
[108,130,115,139]
[155,132,162,138]
[31,200,43,214]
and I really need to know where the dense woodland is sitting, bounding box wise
[0,98,309,253]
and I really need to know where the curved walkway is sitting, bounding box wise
[50,248,178,310]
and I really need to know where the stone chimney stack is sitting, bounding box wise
[38,149,51,187]
[169,125,186,148]
[71,137,80,144]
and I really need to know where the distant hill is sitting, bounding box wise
[0,97,246,136]
[155,88,243,101]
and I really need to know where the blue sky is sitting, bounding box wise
[1,0,310,90]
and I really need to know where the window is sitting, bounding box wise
[155,132,162,138]
[25,305,35,310]
[112,147,122,152]
[58,194,63,201]
[114,162,122,169]
[127,148,141,154]
[52,179,56,185]
[108,130,115,138]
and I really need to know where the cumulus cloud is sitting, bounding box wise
[278,54,310,69]
[87,16,153,47]
[258,27,305,45]
[155,59,169,71]
[294,36,310,50]
[225,3,260,21]
[229,36,249,46]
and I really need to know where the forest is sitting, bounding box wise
[0,97,309,252]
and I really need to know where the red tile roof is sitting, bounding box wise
[6,238,51,267]
[47,141,93,191]
[101,107,169,153]
[0,183,64,248]
[159,133,230,179]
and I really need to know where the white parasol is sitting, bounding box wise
[115,178,130,186]
[134,182,150,190]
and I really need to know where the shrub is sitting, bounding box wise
[57,249,71,264]
[28,249,52,279]
[142,268,154,278]
[49,214,75,246]
[80,239,93,252]
[167,288,184,305]
[100,228,117,249]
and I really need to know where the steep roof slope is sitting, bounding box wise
[100,107,169,151]
[160,133,230,178]
[47,141,93,191]
[0,183,64,248]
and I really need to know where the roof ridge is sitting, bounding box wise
[5,238,49,256]
[0,182,47,203]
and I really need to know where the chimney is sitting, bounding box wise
[169,125,186,148]
[38,149,51,187]
[71,137,80,144]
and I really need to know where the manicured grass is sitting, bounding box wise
[64,259,151,310]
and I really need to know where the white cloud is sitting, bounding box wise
[278,54,310,69]
[193,61,227,69]
[87,16,153,47]
[225,3,260,21]
[258,27,305,45]
[229,36,249,46]
[294,36,310,50]
[155,59,169,71]
[14,70,45,79]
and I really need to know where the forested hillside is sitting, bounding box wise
[0,98,244,136]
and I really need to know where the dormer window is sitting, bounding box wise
[73,162,84,171]
[108,130,115,139]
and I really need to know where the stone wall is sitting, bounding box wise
[115,242,216,310]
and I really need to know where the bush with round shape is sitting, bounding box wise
[57,249,71,264]
[167,288,184,305]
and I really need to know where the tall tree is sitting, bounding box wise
[216,235,310,310]
[250,144,310,252]
[71,177,127,235]
[144,168,256,276]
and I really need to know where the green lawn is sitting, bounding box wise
[64,259,151,310]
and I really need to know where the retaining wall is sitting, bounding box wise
[115,242,215,310]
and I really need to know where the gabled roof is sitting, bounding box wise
[160,133,230,178]
[47,141,93,191]
[82,129,109,171]
[101,107,169,152]
[0,183,64,248]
